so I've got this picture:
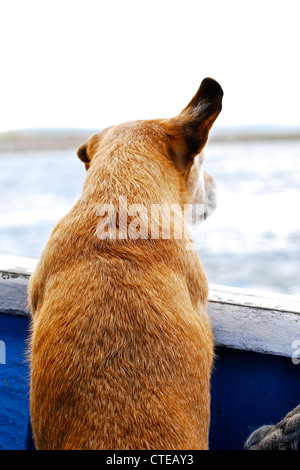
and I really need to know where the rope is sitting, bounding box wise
[245,404,300,450]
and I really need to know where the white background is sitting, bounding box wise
[1,0,300,131]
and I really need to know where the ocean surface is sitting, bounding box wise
[0,138,300,297]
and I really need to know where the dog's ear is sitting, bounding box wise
[78,135,99,170]
[77,131,110,170]
[77,141,90,170]
[168,78,223,171]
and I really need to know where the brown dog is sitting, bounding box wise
[28,78,223,450]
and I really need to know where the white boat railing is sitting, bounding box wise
[0,253,300,359]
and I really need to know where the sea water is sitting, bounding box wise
[0,139,299,297]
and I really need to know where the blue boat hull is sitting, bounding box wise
[0,313,299,450]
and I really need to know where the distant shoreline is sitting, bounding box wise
[1,126,300,152]
[0,129,95,153]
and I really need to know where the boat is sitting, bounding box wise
[1,253,299,450]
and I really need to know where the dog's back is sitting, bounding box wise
[29,78,223,449]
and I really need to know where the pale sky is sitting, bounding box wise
[1,0,300,132]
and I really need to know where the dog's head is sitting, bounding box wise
[77,78,223,224]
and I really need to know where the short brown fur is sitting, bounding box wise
[28,78,223,450]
